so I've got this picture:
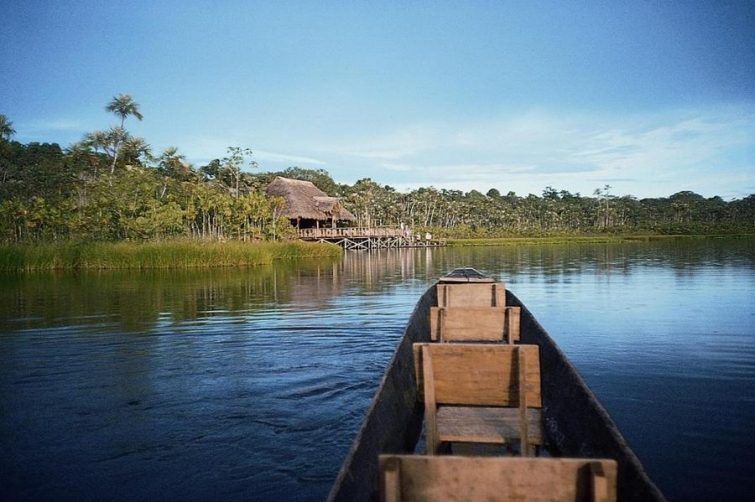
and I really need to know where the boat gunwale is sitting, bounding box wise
[326,284,435,502]
[508,290,665,502]
[327,284,666,502]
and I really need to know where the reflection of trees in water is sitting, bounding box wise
[0,248,441,333]
[0,259,339,333]
[434,238,755,282]
[1,239,751,333]
[340,248,428,289]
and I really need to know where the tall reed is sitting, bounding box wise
[0,240,342,272]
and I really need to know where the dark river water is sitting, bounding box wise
[1,238,753,501]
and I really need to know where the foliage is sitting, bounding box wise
[333,183,755,238]
[1,100,753,246]
[0,100,294,244]
[0,240,342,272]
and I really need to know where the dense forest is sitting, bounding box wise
[1,96,753,244]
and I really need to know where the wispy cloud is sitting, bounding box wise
[254,150,326,166]
[15,118,86,142]
[321,105,755,198]
[178,135,325,169]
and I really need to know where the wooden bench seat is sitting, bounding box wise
[436,282,505,308]
[379,455,617,502]
[436,406,543,445]
[429,306,521,343]
[413,343,542,455]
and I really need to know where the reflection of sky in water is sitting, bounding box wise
[0,239,753,501]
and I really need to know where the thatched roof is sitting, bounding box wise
[266,176,356,221]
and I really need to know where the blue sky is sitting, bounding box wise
[2,1,754,199]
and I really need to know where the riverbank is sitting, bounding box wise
[446,233,755,247]
[0,240,342,272]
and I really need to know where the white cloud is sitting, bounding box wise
[320,105,755,198]
[14,118,87,142]
[335,124,444,161]
[254,150,326,166]
[177,135,325,169]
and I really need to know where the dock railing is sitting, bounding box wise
[297,227,405,239]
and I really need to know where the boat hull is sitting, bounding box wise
[327,286,664,501]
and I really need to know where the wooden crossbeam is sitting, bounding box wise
[436,282,505,307]
[378,455,618,502]
[414,343,542,454]
[429,306,520,343]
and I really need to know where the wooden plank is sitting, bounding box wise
[436,282,505,307]
[591,461,609,502]
[506,306,521,344]
[414,343,541,407]
[429,306,521,343]
[421,345,439,454]
[378,455,618,502]
[436,406,543,445]
[518,345,529,456]
[383,456,401,502]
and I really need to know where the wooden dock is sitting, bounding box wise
[297,227,446,250]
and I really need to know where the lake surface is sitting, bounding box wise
[1,238,753,501]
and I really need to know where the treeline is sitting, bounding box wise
[1,97,753,244]
[335,179,755,237]
[0,99,295,243]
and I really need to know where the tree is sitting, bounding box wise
[119,136,152,167]
[0,114,15,141]
[593,184,614,229]
[158,146,193,181]
[221,147,256,198]
[105,94,143,174]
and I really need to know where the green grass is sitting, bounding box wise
[0,240,342,272]
[446,233,755,247]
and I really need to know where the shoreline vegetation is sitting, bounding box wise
[0,240,342,273]
[1,233,752,272]
[446,233,755,247]
[1,100,753,249]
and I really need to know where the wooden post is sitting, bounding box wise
[438,308,446,343]
[422,345,439,454]
[382,457,402,502]
[591,461,609,502]
[517,346,529,456]
[506,307,521,344]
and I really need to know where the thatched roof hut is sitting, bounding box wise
[266,176,355,228]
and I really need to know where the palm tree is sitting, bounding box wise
[120,136,152,167]
[105,94,143,173]
[159,146,192,180]
[106,94,143,128]
[0,114,15,141]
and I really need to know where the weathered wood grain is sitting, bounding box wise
[436,282,505,307]
[435,406,543,445]
[413,343,541,407]
[378,455,618,502]
[429,306,521,343]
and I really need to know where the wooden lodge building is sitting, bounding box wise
[266,176,444,250]
[266,176,356,230]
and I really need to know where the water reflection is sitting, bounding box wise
[3,239,751,335]
[1,238,753,501]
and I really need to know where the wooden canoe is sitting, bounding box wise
[326,284,665,502]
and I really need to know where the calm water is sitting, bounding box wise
[1,239,753,501]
